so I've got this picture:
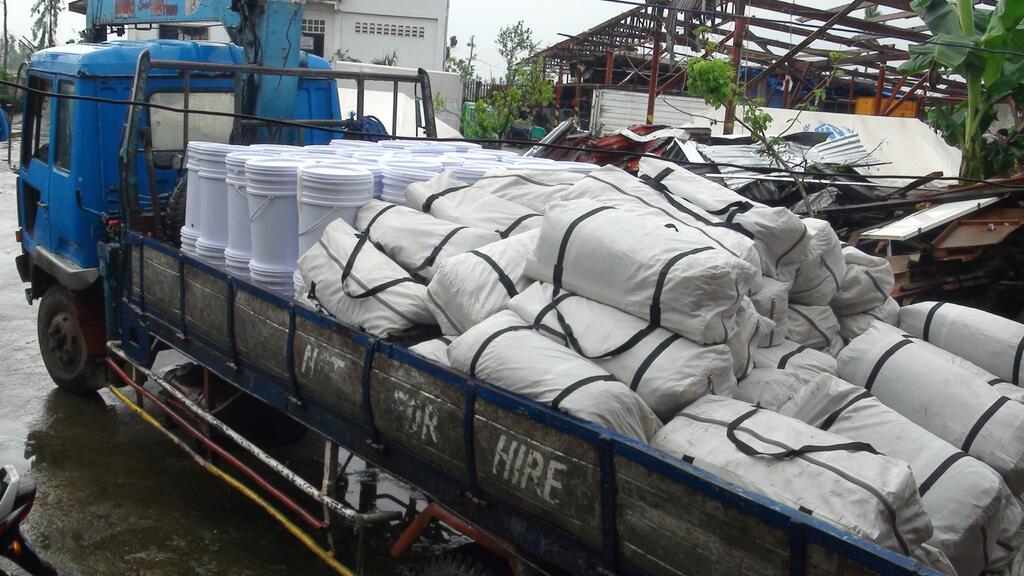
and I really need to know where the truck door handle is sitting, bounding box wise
[37,201,48,209]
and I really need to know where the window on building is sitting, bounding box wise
[353,21,426,38]
[55,81,74,172]
[302,18,326,56]
[22,76,52,168]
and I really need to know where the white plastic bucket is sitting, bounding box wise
[249,144,303,154]
[245,157,310,274]
[297,165,372,259]
[223,150,276,274]
[381,158,443,204]
[452,161,504,184]
[181,141,214,255]
[194,142,239,265]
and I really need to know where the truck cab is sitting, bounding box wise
[15,39,342,393]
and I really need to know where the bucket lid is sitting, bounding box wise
[329,139,378,149]
[226,151,277,168]
[386,158,443,172]
[245,157,314,177]
[250,144,303,153]
[299,164,374,184]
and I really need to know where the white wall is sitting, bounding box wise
[333,60,462,131]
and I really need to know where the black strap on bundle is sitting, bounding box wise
[863,339,913,392]
[407,226,469,274]
[776,345,809,369]
[922,302,945,341]
[705,199,755,218]
[469,250,519,298]
[629,333,681,391]
[498,213,541,238]
[788,306,833,350]
[917,451,969,496]
[634,168,755,240]
[551,374,619,409]
[726,407,879,459]
[421,184,471,213]
[467,325,534,377]
[774,224,809,272]
[819,391,872,431]
[962,396,1010,453]
[1013,335,1024,385]
[551,205,616,290]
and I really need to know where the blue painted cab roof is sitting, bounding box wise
[30,39,332,77]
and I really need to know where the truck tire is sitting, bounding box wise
[37,286,106,395]
[417,553,496,576]
[161,177,187,248]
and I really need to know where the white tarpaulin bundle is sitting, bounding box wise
[525,199,761,344]
[408,337,451,367]
[405,173,542,238]
[651,395,933,557]
[790,218,846,306]
[753,340,838,381]
[448,310,661,442]
[831,245,896,316]
[900,301,1024,386]
[507,281,737,421]
[838,298,899,342]
[734,368,807,411]
[472,170,583,213]
[725,297,773,380]
[299,219,433,337]
[751,277,789,347]
[560,165,762,274]
[636,158,810,283]
[780,373,1024,576]
[787,303,843,355]
[426,230,539,335]
[355,200,500,280]
[838,322,1024,494]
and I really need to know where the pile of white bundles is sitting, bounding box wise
[735,369,1024,575]
[507,281,737,421]
[839,322,1024,494]
[405,172,543,238]
[651,395,937,563]
[298,218,434,336]
[832,246,900,342]
[448,310,661,442]
[355,199,500,280]
[900,301,1024,386]
[525,199,761,345]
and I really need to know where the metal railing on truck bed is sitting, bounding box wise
[117,231,941,576]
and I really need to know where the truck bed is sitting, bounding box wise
[121,231,940,576]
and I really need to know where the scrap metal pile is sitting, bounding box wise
[299,152,1024,575]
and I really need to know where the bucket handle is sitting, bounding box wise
[298,205,342,237]
[249,195,277,223]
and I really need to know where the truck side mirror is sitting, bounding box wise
[0,109,9,142]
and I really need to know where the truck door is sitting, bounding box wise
[18,74,55,252]
[47,79,79,263]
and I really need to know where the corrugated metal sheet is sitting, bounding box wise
[590,89,708,136]
[699,133,882,190]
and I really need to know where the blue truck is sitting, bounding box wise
[6,1,945,575]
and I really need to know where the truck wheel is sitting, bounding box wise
[37,286,106,395]
[417,553,496,576]
[161,177,187,248]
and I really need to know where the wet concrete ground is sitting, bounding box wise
[0,166,421,575]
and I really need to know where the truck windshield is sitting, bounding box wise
[148,91,235,150]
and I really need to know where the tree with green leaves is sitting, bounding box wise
[445,35,478,82]
[462,22,553,141]
[496,21,539,84]
[31,0,61,50]
[901,0,1024,179]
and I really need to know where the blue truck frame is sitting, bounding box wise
[14,39,943,576]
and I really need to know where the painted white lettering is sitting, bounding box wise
[493,434,517,478]
[543,460,567,505]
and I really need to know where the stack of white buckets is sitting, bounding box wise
[180,138,596,296]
